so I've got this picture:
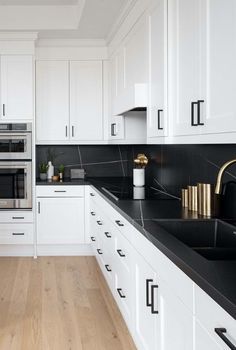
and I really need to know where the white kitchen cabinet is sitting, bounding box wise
[36,60,69,142]
[36,60,104,143]
[168,0,202,136]
[147,0,168,139]
[195,321,222,350]
[70,61,103,141]
[37,197,84,245]
[0,55,33,120]
[168,0,236,139]
[134,250,194,350]
[134,251,159,350]
[201,0,236,135]
[195,285,236,350]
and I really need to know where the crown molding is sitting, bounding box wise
[106,0,138,45]
[36,38,106,48]
[0,31,38,41]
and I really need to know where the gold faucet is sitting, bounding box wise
[215,159,236,195]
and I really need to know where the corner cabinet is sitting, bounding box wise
[0,55,33,120]
[36,60,104,143]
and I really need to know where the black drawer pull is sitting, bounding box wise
[105,264,112,272]
[215,328,236,350]
[117,249,125,257]
[157,109,164,130]
[90,212,96,216]
[115,220,124,227]
[90,193,95,197]
[90,236,96,242]
[117,288,126,298]
[97,249,103,255]
[146,279,153,307]
[54,190,66,193]
[12,232,25,236]
[104,232,111,238]
[12,216,25,220]
[191,101,198,126]
[151,285,159,314]
[96,221,103,226]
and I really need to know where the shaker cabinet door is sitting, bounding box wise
[1,55,33,120]
[36,60,69,142]
[70,60,103,141]
[37,197,84,244]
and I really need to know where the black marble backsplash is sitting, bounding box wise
[36,145,131,178]
[132,144,236,197]
[36,144,236,197]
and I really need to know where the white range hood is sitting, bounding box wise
[113,83,147,115]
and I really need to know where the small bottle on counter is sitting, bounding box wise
[47,161,54,180]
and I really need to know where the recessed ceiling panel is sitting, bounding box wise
[0,0,78,5]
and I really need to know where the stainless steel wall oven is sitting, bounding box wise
[0,123,32,209]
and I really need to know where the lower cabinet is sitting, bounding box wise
[88,187,235,350]
[37,197,84,244]
[134,250,193,350]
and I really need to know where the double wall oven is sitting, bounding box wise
[0,123,32,209]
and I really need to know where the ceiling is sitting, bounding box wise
[0,0,130,42]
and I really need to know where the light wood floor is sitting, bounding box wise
[0,256,137,350]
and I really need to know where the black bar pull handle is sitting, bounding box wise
[90,236,96,242]
[157,109,164,130]
[215,328,236,350]
[146,279,153,307]
[38,202,40,214]
[90,211,96,216]
[191,101,198,126]
[90,193,95,197]
[111,123,117,136]
[115,220,124,227]
[151,285,159,314]
[197,100,205,125]
[12,232,25,236]
[105,264,112,272]
[12,216,25,220]
[117,249,126,257]
[96,220,103,226]
[104,232,112,238]
[97,249,103,255]
[2,104,5,117]
[117,288,126,298]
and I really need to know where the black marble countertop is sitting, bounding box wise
[36,176,236,320]
[36,177,90,186]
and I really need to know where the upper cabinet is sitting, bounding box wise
[36,60,69,142]
[70,61,103,141]
[201,0,236,135]
[168,0,236,139]
[36,60,105,144]
[0,55,33,121]
[147,0,168,139]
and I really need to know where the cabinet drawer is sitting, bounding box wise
[0,211,33,223]
[0,224,33,244]
[36,185,84,197]
[195,285,236,349]
[115,268,134,327]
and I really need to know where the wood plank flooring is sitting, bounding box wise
[0,256,137,350]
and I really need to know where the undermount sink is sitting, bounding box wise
[153,219,236,261]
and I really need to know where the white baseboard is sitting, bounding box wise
[37,244,93,256]
[0,245,34,257]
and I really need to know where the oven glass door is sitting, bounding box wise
[0,133,31,159]
[0,162,32,208]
